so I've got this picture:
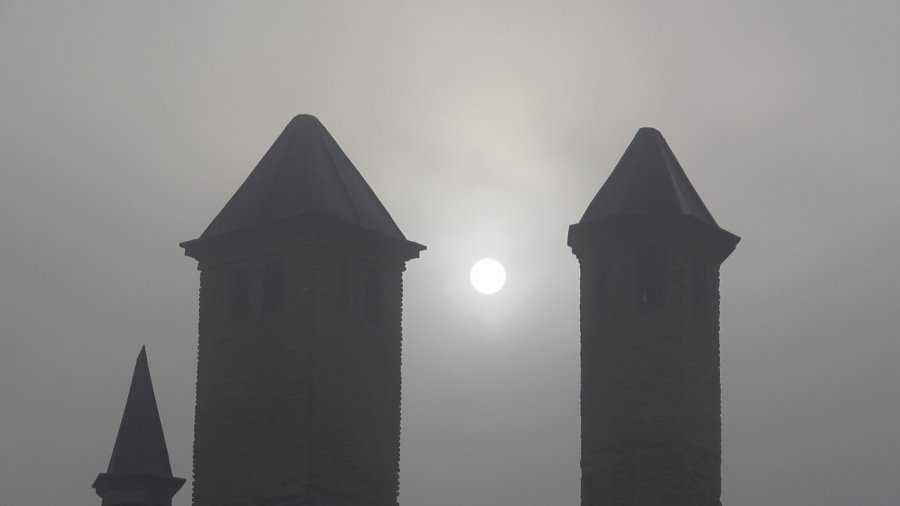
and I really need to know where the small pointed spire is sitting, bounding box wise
[106,345,174,476]
[93,346,184,506]
[579,127,720,227]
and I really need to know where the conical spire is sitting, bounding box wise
[93,346,184,505]
[105,346,174,477]
[579,127,719,227]
[199,114,408,241]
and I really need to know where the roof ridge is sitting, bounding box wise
[614,137,646,216]
[658,134,718,224]
[317,120,363,225]
[654,133,689,215]
[253,123,294,228]
[660,145,686,215]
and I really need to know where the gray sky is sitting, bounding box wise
[1,2,899,505]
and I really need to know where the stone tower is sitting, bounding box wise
[181,115,424,506]
[568,128,739,506]
[93,346,186,506]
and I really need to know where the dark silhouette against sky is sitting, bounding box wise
[1,3,899,506]
[93,347,184,505]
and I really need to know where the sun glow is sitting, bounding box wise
[470,258,506,295]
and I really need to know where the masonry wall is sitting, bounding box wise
[192,237,407,506]
[310,251,405,505]
[194,244,315,506]
[578,235,723,506]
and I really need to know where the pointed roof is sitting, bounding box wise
[579,128,719,227]
[105,346,175,478]
[200,114,407,241]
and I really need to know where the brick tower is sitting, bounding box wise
[568,128,739,506]
[181,115,424,506]
[93,346,186,506]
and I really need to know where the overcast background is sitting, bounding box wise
[1,2,899,505]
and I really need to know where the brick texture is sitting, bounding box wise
[575,233,727,506]
[188,225,414,506]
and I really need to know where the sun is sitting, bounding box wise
[470,258,506,295]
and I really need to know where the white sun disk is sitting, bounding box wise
[470,258,506,295]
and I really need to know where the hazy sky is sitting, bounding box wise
[1,2,899,505]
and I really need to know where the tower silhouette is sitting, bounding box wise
[568,128,739,506]
[180,115,424,506]
[92,119,742,506]
[93,346,185,506]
